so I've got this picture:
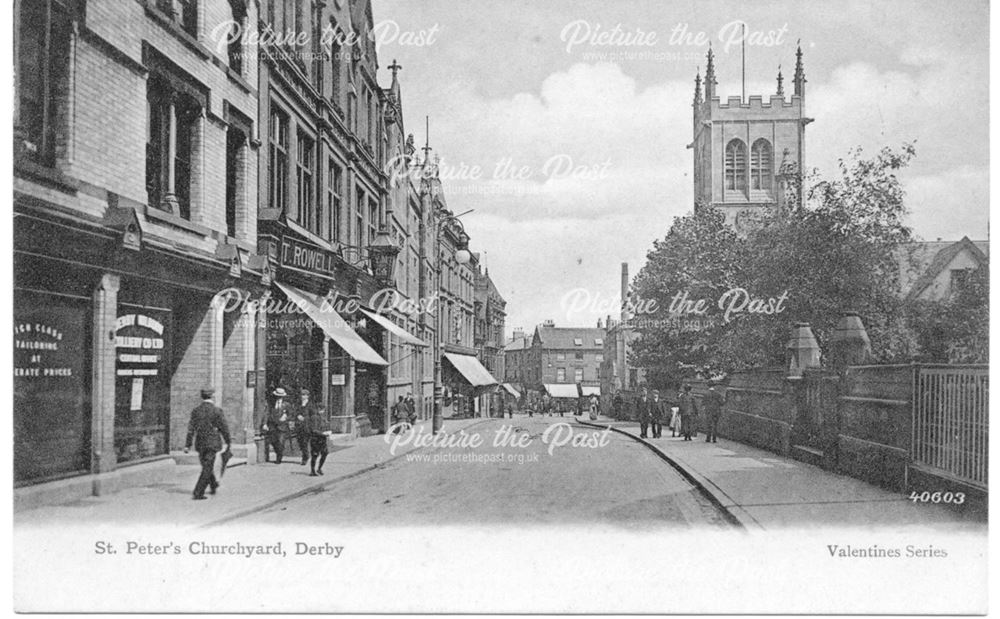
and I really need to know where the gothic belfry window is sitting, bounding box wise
[725,139,747,193]
[751,139,773,191]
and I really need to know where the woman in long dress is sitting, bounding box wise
[588,395,600,420]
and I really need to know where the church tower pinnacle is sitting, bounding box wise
[704,45,717,101]
[793,44,806,98]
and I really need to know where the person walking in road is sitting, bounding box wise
[261,387,290,464]
[635,387,651,439]
[612,391,624,420]
[650,389,665,438]
[703,381,725,443]
[294,389,316,464]
[678,384,699,441]
[184,388,231,500]
[305,405,331,476]
[589,394,600,421]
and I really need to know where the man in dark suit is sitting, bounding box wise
[678,384,700,441]
[650,389,666,438]
[702,382,725,443]
[305,405,330,476]
[635,387,651,439]
[294,388,316,464]
[261,387,290,464]
[184,388,231,500]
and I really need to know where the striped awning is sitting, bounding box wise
[359,308,427,347]
[543,383,580,399]
[443,353,497,387]
[276,282,387,366]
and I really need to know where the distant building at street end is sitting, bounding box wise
[690,45,812,233]
[526,322,606,396]
[899,237,989,302]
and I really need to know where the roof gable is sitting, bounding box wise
[905,237,988,301]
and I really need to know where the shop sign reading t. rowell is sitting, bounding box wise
[280,236,340,280]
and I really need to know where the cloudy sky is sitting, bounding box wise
[372,0,989,336]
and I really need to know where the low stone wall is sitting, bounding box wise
[719,369,794,455]
[836,365,913,491]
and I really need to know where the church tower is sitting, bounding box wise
[690,44,813,232]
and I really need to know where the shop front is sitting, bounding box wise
[442,352,498,418]
[14,201,265,501]
[258,222,394,443]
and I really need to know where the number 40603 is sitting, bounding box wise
[909,491,965,504]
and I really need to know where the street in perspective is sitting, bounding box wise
[11,0,989,614]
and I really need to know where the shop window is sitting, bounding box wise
[146,76,200,219]
[296,130,317,233]
[14,292,91,484]
[268,106,289,211]
[16,0,72,167]
[114,307,172,464]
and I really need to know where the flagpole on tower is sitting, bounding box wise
[741,22,746,103]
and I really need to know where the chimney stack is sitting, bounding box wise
[620,262,630,322]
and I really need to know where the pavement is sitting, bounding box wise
[578,416,987,532]
[14,417,489,529]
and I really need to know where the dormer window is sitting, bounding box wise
[573,338,583,346]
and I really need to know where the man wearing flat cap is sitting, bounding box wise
[184,387,231,500]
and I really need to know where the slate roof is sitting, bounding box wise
[533,326,606,350]
[503,337,528,352]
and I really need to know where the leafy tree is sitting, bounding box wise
[632,144,919,377]
[906,266,989,363]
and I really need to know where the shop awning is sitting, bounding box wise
[359,308,427,347]
[544,383,580,399]
[276,282,388,366]
[443,353,497,387]
[501,383,520,398]
[580,385,601,397]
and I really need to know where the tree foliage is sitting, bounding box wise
[631,144,924,379]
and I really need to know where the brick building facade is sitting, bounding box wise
[14,0,263,501]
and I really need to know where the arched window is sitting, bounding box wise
[751,139,773,191]
[725,139,747,192]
